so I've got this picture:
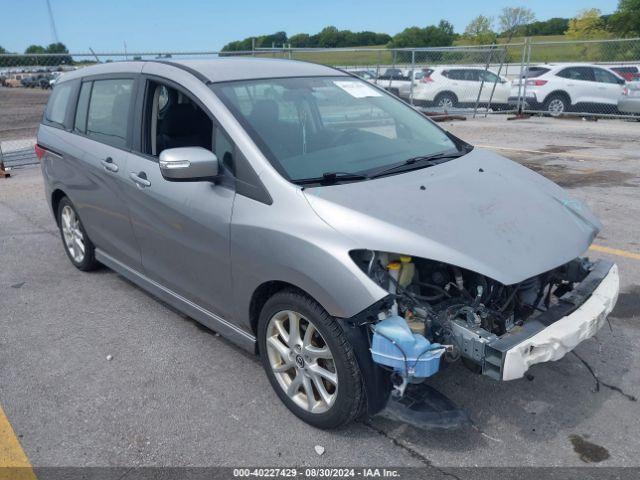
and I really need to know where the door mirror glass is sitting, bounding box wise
[159,147,219,181]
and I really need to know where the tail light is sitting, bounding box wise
[420,76,434,83]
[526,79,548,87]
[34,144,47,161]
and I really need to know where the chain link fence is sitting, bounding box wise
[1,38,639,171]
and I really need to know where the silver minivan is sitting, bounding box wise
[37,58,619,429]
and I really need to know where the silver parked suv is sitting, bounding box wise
[37,58,619,429]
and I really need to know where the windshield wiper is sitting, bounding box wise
[293,171,371,186]
[369,149,469,179]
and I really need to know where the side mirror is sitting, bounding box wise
[159,147,219,182]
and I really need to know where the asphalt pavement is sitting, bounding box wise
[1,116,639,473]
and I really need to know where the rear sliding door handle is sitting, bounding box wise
[129,172,151,188]
[101,157,118,172]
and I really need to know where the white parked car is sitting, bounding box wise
[409,67,511,109]
[510,64,626,115]
[618,81,640,114]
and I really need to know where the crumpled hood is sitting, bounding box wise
[303,148,601,285]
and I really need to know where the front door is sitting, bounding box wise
[123,80,236,320]
[592,67,625,108]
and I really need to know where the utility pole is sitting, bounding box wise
[46,0,60,43]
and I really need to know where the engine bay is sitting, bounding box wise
[350,250,595,393]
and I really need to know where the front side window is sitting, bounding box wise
[143,81,213,157]
[212,77,459,183]
[45,81,73,126]
[594,68,621,84]
[86,78,134,148]
[557,67,594,82]
[480,71,500,83]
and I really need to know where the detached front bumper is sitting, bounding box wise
[482,260,619,381]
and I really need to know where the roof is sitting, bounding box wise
[57,57,347,85]
[170,58,347,83]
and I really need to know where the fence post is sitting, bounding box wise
[486,44,509,117]
[376,50,381,79]
[388,50,396,90]
[520,39,533,113]
[516,37,529,115]
[473,45,496,118]
[409,49,415,105]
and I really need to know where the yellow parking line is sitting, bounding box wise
[0,405,36,480]
[590,244,640,261]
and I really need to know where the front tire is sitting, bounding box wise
[57,197,99,271]
[258,290,365,429]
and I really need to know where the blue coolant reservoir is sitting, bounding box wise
[371,316,444,378]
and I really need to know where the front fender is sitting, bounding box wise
[230,194,387,331]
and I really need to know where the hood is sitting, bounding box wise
[303,148,601,285]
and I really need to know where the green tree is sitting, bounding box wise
[45,42,69,54]
[25,44,46,53]
[498,6,535,37]
[565,9,610,39]
[463,15,497,44]
[289,33,311,48]
[524,17,569,36]
[609,0,640,36]
[388,20,456,48]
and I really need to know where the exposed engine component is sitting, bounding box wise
[370,316,446,396]
[350,250,594,387]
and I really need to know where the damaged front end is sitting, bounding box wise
[349,250,619,396]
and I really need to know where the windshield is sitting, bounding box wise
[211,76,461,183]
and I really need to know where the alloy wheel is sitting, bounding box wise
[547,98,565,116]
[60,205,85,263]
[438,97,454,109]
[265,310,338,414]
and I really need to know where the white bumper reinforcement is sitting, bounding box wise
[501,263,619,381]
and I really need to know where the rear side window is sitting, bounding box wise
[86,79,134,149]
[45,82,74,127]
[524,67,550,78]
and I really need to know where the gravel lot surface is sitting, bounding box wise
[0,87,49,142]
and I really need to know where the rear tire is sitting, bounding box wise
[258,289,365,429]
[543,93,569,117]
[57,197,99,271]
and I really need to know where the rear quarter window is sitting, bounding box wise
[44,81,74,127]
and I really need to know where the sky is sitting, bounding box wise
[0,0,620,54]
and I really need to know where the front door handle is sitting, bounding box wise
[101,157,118,172]
[129,172,151,188]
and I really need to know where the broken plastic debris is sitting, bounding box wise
[106,355,113,361]
[314,445,325,456]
